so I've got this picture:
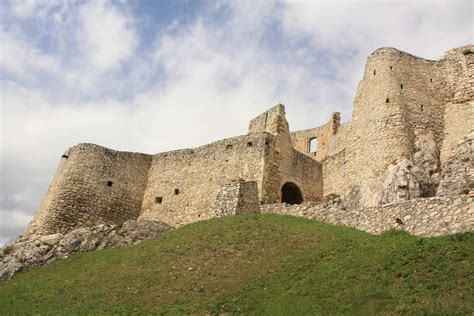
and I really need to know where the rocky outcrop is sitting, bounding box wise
[0,220,171,283]
[413,132,441,197]
[437,131,473,196]
[380,158,422,204]
[380,132,443,205]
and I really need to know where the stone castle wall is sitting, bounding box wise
[290,112,341,160]
[22,45,472,239]
[289,45,473,209]
[25,144,152,235]
[441,46,474,166]
[212,181,260,217]
[262,195,473,237]
[138,133,271,227]
[249,105,323,204]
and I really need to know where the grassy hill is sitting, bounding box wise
[0,214,472,315]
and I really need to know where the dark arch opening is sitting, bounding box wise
[281,182,303,205]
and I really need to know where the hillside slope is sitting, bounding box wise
[0,214,473,314]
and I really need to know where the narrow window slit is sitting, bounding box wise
[62,154,69,159]
[174,189,179,195]
[386,98,390,103]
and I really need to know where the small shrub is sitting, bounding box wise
[449,232,473,242]
[2,245,14,255]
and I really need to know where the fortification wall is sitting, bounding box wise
[262,195,473,237]
[138,133,271,227]
[315,48,457,207]
[441,45,474,165]
[354,48,448,206]
[24,144,152,236]
[212,181,260,217]
[290,112,340,160]
[22,45,472,239]
[250,104,323,204]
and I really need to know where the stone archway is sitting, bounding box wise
[281,182,303,205]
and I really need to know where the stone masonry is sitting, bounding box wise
[262,195,473,237]
[213,181,260,217]
[20,45,473,239]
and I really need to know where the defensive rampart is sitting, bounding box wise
[262,195,473,237]
[25,144,152,235]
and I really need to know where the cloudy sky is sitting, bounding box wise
[0,0,472,246]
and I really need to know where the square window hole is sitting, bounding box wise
[247,142,253,147]
[107,181,113,187]
[155,197,162,204]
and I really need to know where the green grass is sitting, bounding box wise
[0,214,472,315]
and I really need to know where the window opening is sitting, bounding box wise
[309,138,318,153]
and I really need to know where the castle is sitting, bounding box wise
[24,45,473,237]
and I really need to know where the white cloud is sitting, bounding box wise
[8,0,64,19]
[0,208,32,246]
[77,0,138,72]
[280,1,473,59]
[0,28,62,82]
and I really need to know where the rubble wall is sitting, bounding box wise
[262,194,473,237]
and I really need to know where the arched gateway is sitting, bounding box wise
[281,182,303,205]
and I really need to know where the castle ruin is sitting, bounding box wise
[24,45,473,237]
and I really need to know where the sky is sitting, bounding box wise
[0,0,472,246]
